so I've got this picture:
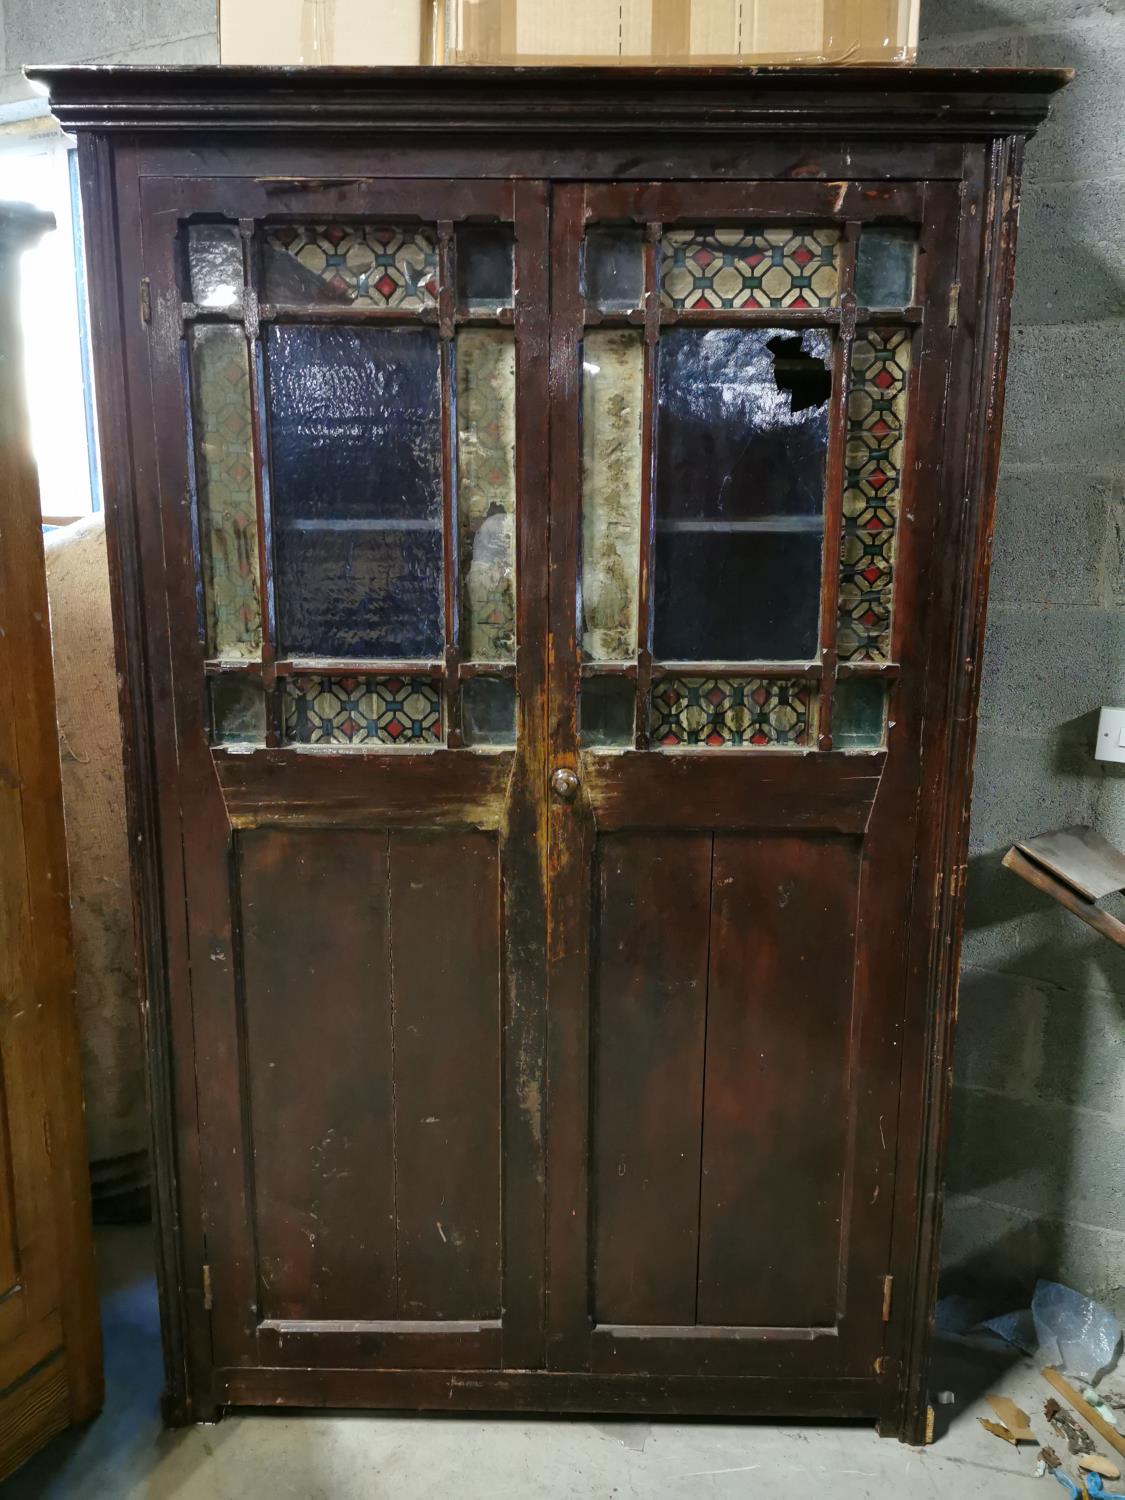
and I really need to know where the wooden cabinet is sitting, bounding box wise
[35,64,1067,1443]
[0,205,101,1479]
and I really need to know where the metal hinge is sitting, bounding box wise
[202,1263,213,1312]
[947,280,960,327]
[140,277,152,327]
[882,1273,894,1322]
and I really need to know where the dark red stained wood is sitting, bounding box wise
[218,1363,882,1417]
[697,835,860,1329]
[53,65,1067,1437]
[240,829,397,1321]
[591,833,712,1327]
[389,832,502,1320]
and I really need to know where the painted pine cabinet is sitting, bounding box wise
[35,64,1066,1442]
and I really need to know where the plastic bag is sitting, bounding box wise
[1032,1280,1123,1384]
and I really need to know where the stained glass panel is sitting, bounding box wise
[462,676,516,746]
[209,675,266,746]
[283,675,442,746]
[262,225,438,309]
[457,330,517,661]
[584,228,645,311]
[661,227,839,311]
[838,328,912,663]
[188,324,261,659]
[267,324,443,659]
[581,330,644,661]
[833,678,887,750]
[855,229,916,308]
[457,225,513,310]
[653,327,831,663]
[652,677,813,748]
[188,224,243,311]
[580,675,636,748]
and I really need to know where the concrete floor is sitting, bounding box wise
[7,1227,1115,1498]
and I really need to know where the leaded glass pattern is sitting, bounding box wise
[189,324,261,659]
[283,676,442,746]
[652,677,812,748]
[581,330,644,661]
[660,227,839,311]
[838,328,912,663]
[263,225,438,309]
[457,330,517,661]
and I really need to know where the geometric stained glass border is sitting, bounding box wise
[837,327,912,663]
[263,224,438,310]
[283,675,442,746]
[651,676,813,748]
[660,226,840,311]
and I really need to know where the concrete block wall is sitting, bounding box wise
[1,0,1122,1318]
[1,0,218,103]
[921,0,1125,1318]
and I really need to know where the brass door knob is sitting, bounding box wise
[551,767,580,803]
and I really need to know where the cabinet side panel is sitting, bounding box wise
[591,832,712,1327]
[698,834,860,1328]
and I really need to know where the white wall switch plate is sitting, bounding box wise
[1095,706,1125,764]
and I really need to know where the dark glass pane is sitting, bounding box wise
[267,325,443,658]
[283,675,442,745]
[262,225,437,309]
[584,228,644,311]
[580,675,635,748]
[462,676,516,746]
[457,225,513,309]
[209,675,265,745]
[653,327,831,662]
[854,229,916,308]
[188,224,243,310]
[652,676,812,749]
[833,678,886,749]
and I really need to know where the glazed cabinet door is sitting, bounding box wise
[137,176,550,1386]
[545,180,959,1398]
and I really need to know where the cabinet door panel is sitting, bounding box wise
[138,174,550,1379]
[547,179,960,1390]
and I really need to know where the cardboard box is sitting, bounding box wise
[219,0,918,68]
[444,0,919,65]
[220,0,428,66]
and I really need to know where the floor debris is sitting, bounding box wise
[979,1395,1037,1445]
[1046,1396,1096,1455]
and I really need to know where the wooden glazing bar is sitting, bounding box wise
[273,659,444,678]
[579,661,638,680]
[258,303,442,326]
[652,662,823,681]
[239,218,281,746]
[634,221,661,750]
[459,659,518,681]
[203,659,266,678]
[837,660,901,680]
[660,307,841,329]
[815,219,860,751]
[438,220,462,748]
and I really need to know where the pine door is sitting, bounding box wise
[544,179,959,1388]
